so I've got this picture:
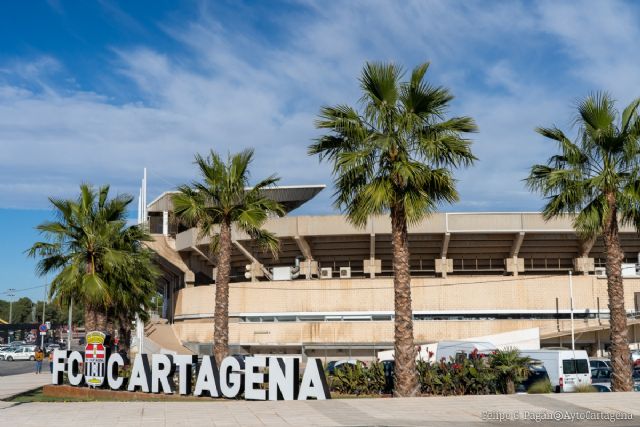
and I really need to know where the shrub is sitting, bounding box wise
[527,379,553,394]
[573,384,598,393]
[329,362,386,395]
[416,352,497,396]
[489,348,530,394]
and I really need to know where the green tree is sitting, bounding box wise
[27,184,157,344]
[489,349,530,394]
[309,62,477,396]
[173,149,284,364]
[526,92,640,391]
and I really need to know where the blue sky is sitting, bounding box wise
[2,0,640,300]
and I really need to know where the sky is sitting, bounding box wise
[1,0,640,300]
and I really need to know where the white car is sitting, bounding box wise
[0,346,36,361]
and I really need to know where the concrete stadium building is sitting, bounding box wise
[143,185,640,359]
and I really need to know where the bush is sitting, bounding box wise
[489,348,531,394]
[527,379,553,394]
[573,384,598,393]
[417,350,497,396]
[329,362,386,395]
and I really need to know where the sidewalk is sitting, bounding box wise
[0,372,51,400]
[0,392,639,426]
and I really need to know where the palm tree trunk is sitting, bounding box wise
[95,309,108,333]
[84,306,97,333]
[214,219,232,365]
[105,307,115,341]
[118,314,132,358]
[390,203,418,397]
[603,194,633,392]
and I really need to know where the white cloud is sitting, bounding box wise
[0,0,638,213]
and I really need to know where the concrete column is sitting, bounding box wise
[505,257,524,276]
[573,257,595,274]
[162,210,169,236]
[435,258,453,278]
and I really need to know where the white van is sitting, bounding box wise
[521,350,591,392]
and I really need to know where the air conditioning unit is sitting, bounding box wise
[595,267,606,278]
[320,267,332,279]
[339,267,351,278]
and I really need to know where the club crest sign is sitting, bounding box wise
[84,331,107,386]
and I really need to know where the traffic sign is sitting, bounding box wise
[39,332,46,336]
[39,324,47,332]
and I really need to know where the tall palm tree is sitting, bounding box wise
[173,149,285,364]
[526,92,640,392]
[27,184,157,339]
[309,62,477,396]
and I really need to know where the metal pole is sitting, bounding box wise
[7,288,15,344]
[67,299,73,350]
[41,284,47,348]
[569,271,575,351]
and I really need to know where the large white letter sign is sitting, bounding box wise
[298,358,330,400]
[194,355,220,397]
[151,354,175,394]
[219,356,243,398]
[67,351,84,386]
[268,357,299,401]
[173,355,198,395]
[128,354,152,393]
[244,356,267,400]
[52,350,68,385]
[106,352,126,390]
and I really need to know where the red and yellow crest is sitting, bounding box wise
[84,331,107,386]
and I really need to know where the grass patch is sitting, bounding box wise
[6,387,95,403]
[573,384,598,393]
[527,380,553,394]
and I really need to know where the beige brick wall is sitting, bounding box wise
[174,275,640,316]
[170,274,640,345]
[172,318,606,345]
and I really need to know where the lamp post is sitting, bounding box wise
[7,288,15,344]
[67,299,73,350]
[569,271,575,351]
[41,284,47,349]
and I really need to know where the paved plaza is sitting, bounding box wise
[0,372,50,400]
[1,389,639,426]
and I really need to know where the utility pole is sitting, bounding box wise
[7,288,15,344]
[41,284,47,349]
[67,299,73,350]
[569,271,575,351]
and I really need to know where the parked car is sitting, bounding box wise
[327,359,363,375]
[0,346,36,361]
[591,367,640,390]
[517,361,551,393]
[631,351,640,367]
[589,358,611,369]
[45,343,63,353]
[592,384,611,392]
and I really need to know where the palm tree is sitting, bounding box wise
[489,349,530,394]
[173,149,285,364]
[526,92,640,392]
[309,62,477,396]
[27,184,157,340]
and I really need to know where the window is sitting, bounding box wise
[576,359,589,374]
[563,359,590,374]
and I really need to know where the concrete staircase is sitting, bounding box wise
[143,318,194,355]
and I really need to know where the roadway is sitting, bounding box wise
[0,360,40,376]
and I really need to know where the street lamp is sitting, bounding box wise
[7,288,15,344]
[7,288,15,324]
[569,271,575,351]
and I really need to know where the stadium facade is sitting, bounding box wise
[144,186,640,359]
